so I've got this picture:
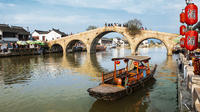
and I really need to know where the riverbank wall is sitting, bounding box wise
[0,48,44,57]
[177,53,200,111]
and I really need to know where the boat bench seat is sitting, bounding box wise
[129,72,137,77]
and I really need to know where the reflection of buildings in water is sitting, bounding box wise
[65,53,86,68]
[138,46,167,55]
[89,79,155,112]
[138,48,149,55]
[119,48,125,57]
[96,50,110,59]
[113,48,118,58]
[154,46,166,51]
[96,52,103,61]
[138,47,168,65]
[155,56,178,83]
[0,75,4,85]
[0,57,32,85]
[43,54,65,77]
[113,48,125,58]
[164,56,177,73]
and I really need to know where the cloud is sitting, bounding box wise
[0,2,16,8]
[1,0,198,33]
[1,13,92,25]
[34,0,185,14]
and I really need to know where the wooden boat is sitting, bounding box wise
[87,56,157,101]
[96,45,106,52]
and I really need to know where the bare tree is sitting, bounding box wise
[86,25,98,31]
[125,19,142,36]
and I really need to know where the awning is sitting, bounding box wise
[2,37,19,42]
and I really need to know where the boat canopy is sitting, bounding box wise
[111,56,151,62]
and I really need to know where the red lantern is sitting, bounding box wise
[185,3,198,25]
[180,25,186,35]
[115,61,120,64]
[180,12,185,23]
[185,30,198,51]
[180,38,185,48]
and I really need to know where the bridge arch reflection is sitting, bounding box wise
[61,53,107,77]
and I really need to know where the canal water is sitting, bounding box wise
[0,47,178,112]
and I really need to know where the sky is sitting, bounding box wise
[0,0,200,35]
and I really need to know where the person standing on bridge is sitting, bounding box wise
[0,43,2,53]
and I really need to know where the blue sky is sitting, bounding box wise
[0,0,199,34]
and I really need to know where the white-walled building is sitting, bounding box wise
[142,40,149,47]
[98,37,112,46]
[32,30,48,41]
[112,37,129,47]
[32,29,67,41]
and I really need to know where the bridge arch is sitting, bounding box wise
[66,39,87,53]
[135,38,169,54]
[50,43,63,53]
[131,30,178,55]
[89,29,133,53]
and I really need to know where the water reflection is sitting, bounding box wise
[0,56,32,85]
[0,47,178,112]
[0,52,108,85]
[155,56,177,83]
[61,53,107,77]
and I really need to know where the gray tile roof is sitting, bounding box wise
[34,30,49,34]
[0,24,29,35]
[52,28,67,37]
[34,28,67,36]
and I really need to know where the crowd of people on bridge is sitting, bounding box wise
[105,23,124,27]
[104,23,148,30]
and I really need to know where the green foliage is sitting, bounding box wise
[86,25,98,31]
[125,19,142,36]
[150,40,155,45]
[109,38,113,41]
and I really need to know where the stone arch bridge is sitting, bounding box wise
[47,26,179,55]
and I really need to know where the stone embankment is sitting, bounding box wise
[0,48,44,57]
[177,53,200,111]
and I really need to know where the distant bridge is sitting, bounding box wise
[47,26,179,55]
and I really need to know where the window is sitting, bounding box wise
[42,36,45,41]
[33,36,39,40]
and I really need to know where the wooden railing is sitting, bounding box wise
[102,68,126,81]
